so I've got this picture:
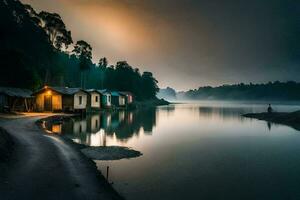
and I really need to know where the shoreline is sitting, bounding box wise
[134,98,170,108]
[243,111,300,131]
[0,114,125,200]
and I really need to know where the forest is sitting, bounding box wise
[0,0,159,100]
[177,81,300,101]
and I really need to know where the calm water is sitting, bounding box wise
[47,102,300,200]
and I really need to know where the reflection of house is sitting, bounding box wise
[119,111,125,121]
[0,87,33,112]
[34,86,88,112]
[111,92,126,107]
[73,120,87,134]
[85,89,101,110]
[86,129,107,146]
[90,114,101,133]
[98,90,111,108]
[51,124,62,134]
[101,113,111,129]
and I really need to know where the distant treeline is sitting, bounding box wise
[178,81,300,101]
[0,0,158,100]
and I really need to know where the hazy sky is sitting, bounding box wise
[22,0,300,90]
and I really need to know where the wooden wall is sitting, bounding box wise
[74,91,87,109]
[90,92,100,108]
[35,90,62,112]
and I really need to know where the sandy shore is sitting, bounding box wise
[0,113,124,200]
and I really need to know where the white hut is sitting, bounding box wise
[85,89,101,110]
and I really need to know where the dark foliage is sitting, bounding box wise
[157,87,177,100]
[182,81,300,101]
[0,0,159,100]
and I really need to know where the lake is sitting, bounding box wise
[47,102,300,200]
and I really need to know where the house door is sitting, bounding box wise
[44,95,52,112]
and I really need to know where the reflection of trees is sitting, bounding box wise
[105,107,157,140]
[158,105,175,115]
[198,106,253,121]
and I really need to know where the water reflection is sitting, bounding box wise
[46,103,300,147]
[45,107,160,146]
[267,122,271,131]
[45,103,300,200]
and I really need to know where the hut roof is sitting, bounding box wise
[97,89,111,95]
[51,87,85,95]
[0,87,32,98]
[34,86,87,95]
[111,91,126,97]
[119,91,133,96]
[85,89,101,94]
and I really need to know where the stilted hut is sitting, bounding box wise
[0,87,33,112]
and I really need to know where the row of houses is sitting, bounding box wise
[0,86,134,113]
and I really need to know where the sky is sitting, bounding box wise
[22,0,300,91]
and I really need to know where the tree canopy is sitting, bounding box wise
[0,0,160,100]
[179,81,300,101]
[38,11,73,50]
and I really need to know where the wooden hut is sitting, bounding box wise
[111,91,126,107]
[98,90,112,108]
[0,87,33,112]
[33,86,88,112]
[85,89,101,110]
[119,91,134,104]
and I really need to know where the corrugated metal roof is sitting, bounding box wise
[0,87,32,98]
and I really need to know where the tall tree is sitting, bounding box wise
[98,57,108,89]
[98,57,108,69]
[141,72,159,100]
[38,11,73,51]
[73,40,93,88]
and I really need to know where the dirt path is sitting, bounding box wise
[0,115,123,200]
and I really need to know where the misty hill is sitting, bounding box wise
[178,81,300,101]
[157,87,177,101]
[0,0,159,100]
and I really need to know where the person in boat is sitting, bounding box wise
[267,104,273,113]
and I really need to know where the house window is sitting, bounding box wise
[79,96,82,105]
[95,96,98,102]
[108,95,111,102]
